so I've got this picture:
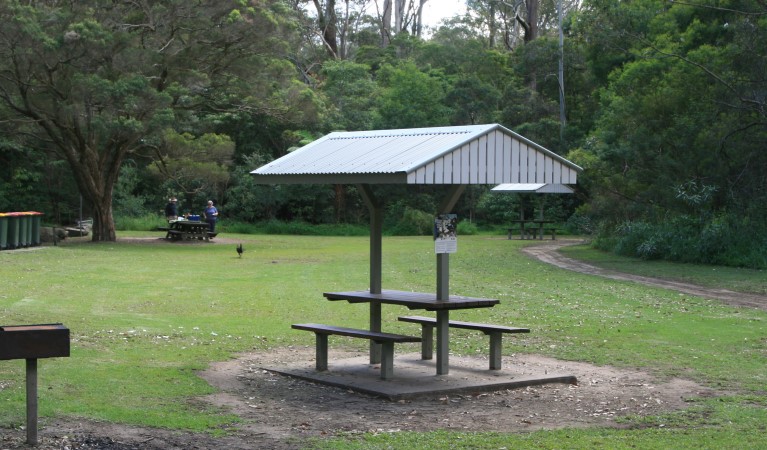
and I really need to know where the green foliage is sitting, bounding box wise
[319,60,378,131]
[387,207,434,236]
[252,220,368,236]
[444,75,502,125]
[456,220,478,235]
[146,129,235,203]
[114,214,167,232]
[576,0,767,264]
[374,62,451,129]
[595,215,767,269]
[0,0,306,239]
[113,163,149,218]
[2,0,765,268]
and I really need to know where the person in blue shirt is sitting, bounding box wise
[203,200,219,232]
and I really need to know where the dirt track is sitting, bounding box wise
[522,240,767,311]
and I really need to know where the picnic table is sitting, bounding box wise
[323,289,499,375]
[507,219,555,240]
[161,220,214,241]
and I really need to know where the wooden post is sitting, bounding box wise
[25,358,38,446]
[434,185,466,375]
[315,334,329,371]
[488,332,503,370]
[358,184,383,364]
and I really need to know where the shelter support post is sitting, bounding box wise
[358,184,383,363]
[436,185,467,375]
[369,302,382,364]
[435,309,450,375]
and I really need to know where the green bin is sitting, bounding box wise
[30,213,42,246]
[0,215,7,250]
[7,214,20,249]
[18,214,29,247]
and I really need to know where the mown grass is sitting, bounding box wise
[1,233,765,448]
[561,243,767,295]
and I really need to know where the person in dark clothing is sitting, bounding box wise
[165,197,178,221]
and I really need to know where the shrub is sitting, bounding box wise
[594,214,767,269]
[387,207,434,236]
[457,220,478,235]
[115,214,166,231]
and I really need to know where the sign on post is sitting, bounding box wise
[434,214,458,254]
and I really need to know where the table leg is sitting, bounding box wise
[436,310,449,375]
[420,324,433,360]
[488,332,503,370]
[315,333,329,371]
[379,342,394,380]
[369,302,382,364]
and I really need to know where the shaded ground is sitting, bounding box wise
[2,238,755,449]
[1,349,715,450]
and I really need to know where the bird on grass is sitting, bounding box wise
[236,243,243,258]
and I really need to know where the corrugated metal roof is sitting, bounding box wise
[492,183,575,194]
[251,124,582,185]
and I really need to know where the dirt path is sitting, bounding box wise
[522,239,767,311]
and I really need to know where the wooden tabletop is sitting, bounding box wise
[323,289,499,311]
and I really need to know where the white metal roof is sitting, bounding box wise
[491,183,575,194]
[251,124,582,185]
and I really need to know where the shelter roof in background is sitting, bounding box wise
[491,183,575,194]
[251,124,582,185]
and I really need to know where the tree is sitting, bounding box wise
[0,1,301,241]
[373,62,451,128]
[319,60,378,130]
[579,0,767,225]
[147,130,235,206]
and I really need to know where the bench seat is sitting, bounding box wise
[292,323,421,380]
[398,316,530,370]
[507,228,539,240]
[507,227,557,240]
[165,229,183,240]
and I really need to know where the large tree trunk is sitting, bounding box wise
[90,196,117,242]
[524,0,539,42]
[381,0,392,47]
[394,0,405,34]
[66,142,125,242]
[313,0,339,58]
[414,0,427,37]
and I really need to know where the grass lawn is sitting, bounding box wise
[560,243,767,295]
[1,233,765,448]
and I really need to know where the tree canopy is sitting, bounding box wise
[0,0,310,240]
[1,0,765,267]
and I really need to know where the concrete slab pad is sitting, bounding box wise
[265,352,577,401]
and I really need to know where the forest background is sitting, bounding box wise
[0,0,765,269]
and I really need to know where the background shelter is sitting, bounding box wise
[251,124,582,374]
[491,183,576,239]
